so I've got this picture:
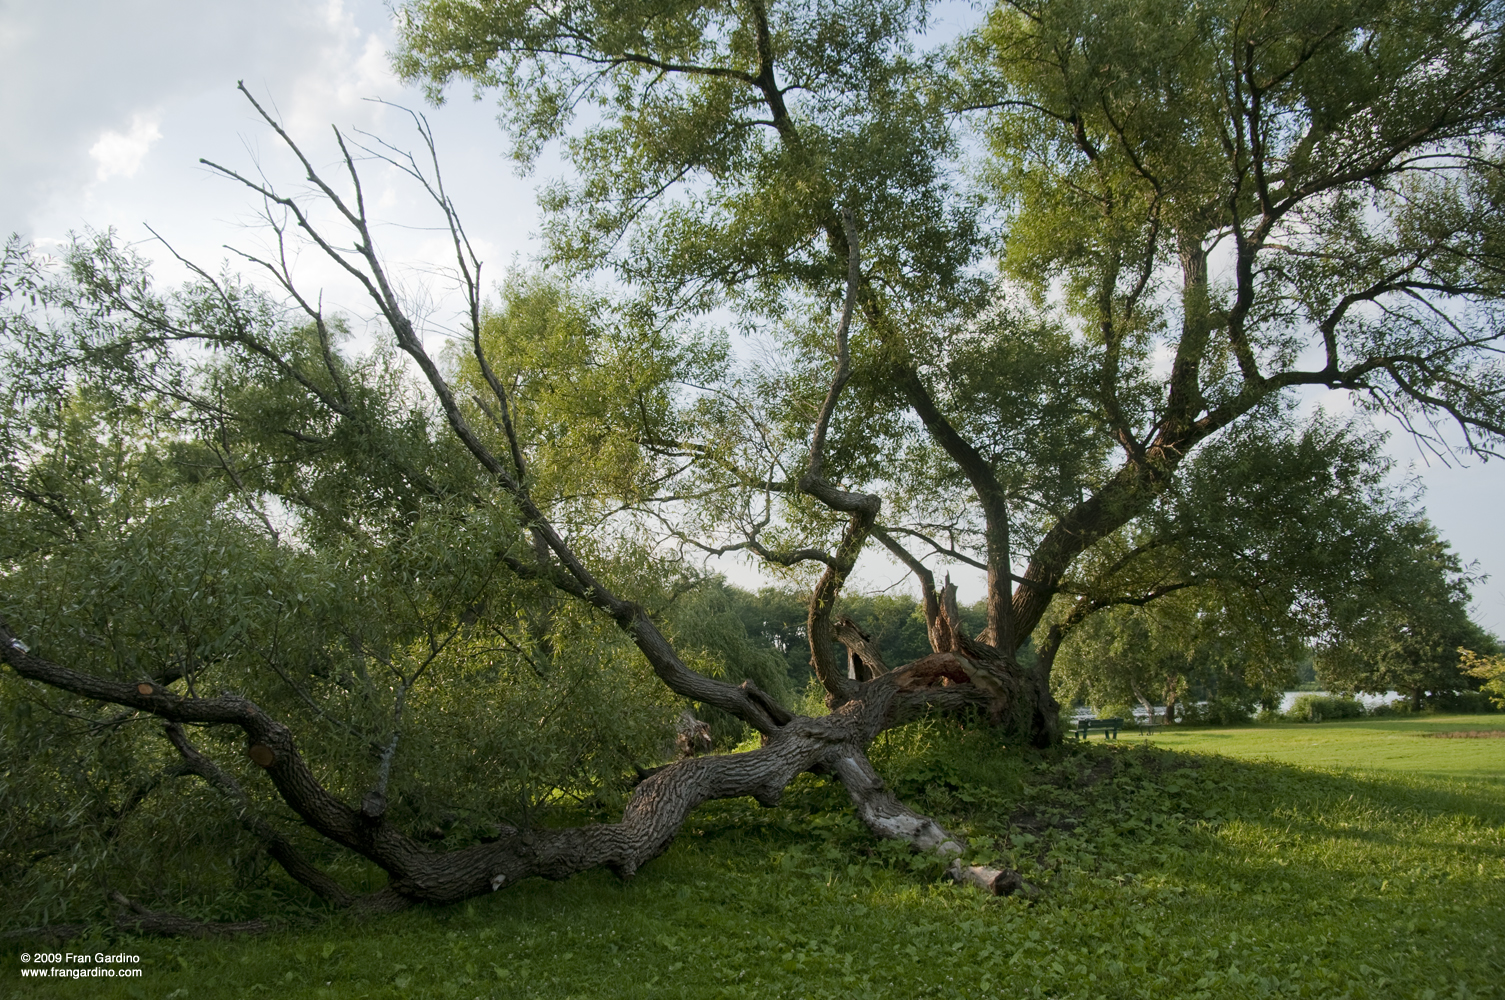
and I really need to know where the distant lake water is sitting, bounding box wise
[1277,690,1400,712]
[1073,690,1402,722]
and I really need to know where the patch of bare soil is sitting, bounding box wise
[1421,730,1505,738]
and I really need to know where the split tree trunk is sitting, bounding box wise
[1,616,1026,917]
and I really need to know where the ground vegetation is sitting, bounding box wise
[3,720,1501,999]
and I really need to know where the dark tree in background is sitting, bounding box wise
[1314,521,1497,710]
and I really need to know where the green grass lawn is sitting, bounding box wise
[1137,714,1505,780]
[4,716,1502,1000]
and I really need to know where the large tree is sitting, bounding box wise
[395,0,1505,735]
[2,0,1504,925]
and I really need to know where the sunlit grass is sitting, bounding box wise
[3,716,1501,999]
[1139,713,1505,780]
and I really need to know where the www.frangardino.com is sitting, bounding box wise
[17,952,143,979]
[21,967,144,979]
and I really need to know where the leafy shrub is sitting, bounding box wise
[1425,689,1500,713]
[1461,648,1505,709]
[1284,694,1366,722]
[1179,695,1256,726]
[1368,690,1500,715]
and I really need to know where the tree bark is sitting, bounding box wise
[895,369,1017,655]
[835,616,888,680]
[2,616,1026,915]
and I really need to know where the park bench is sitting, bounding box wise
[1073,717,1122,740]
[1137,713,1169,733]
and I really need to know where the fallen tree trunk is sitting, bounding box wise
[2,616,1027,920]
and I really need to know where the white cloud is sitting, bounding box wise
[89,112,162,181]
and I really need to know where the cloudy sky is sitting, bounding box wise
[3,0,1503,633]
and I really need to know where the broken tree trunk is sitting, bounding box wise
[2,617,1026,918]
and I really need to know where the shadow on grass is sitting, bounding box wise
[3,726,1501,1000]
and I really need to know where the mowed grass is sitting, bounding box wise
[3,717,1502,1000]
[1138,714,1505,780]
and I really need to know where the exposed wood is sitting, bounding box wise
[673,709,712,757]
[948,861,1039,897]
[834,616,888,680]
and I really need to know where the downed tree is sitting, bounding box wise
[6,0,1505,933]
[2,619,1016,909]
